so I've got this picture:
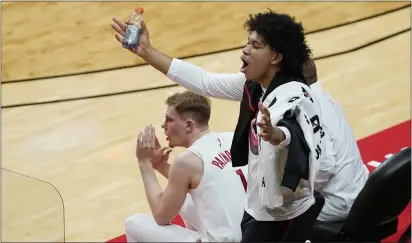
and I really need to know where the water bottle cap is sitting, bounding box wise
[135,7,144,14]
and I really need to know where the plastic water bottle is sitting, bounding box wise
[122,6,144,50]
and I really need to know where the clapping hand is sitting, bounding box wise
[136,125,172,168]
[136,125,156,164]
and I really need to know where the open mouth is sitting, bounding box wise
[240,56,249,72]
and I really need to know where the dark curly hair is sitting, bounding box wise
[245,9,312,76]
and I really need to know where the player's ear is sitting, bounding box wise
[186,120,194,133]
[271,52,282,65]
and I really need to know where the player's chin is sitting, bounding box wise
[243,71,259,83]
[167,140,176,148]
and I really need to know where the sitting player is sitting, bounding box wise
[126,91,248,242]
[303,59,369,222]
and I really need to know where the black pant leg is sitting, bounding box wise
[283,192,326,242]
[240,210,293,242]
[240,191,325,243]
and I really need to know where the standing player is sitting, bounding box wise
[127,91,248,242]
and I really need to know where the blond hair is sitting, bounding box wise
[165,90,211,126]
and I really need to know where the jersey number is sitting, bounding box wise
[235,169,247,192]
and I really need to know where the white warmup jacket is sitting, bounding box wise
[254,81,327,218]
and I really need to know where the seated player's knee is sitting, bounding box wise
[125,213,153,239]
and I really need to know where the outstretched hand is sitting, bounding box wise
[256,102,274,142]
[256,102,285,146]
[111,16,151,56]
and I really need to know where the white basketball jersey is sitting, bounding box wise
[186,132,247,242]
[311,82,369,221]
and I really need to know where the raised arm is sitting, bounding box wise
[166,57,245,101]
[111,18,245,101]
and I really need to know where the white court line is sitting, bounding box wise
[368,147,410,168]
[367,160,382,168]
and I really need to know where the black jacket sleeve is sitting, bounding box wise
[277,117,310,192]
